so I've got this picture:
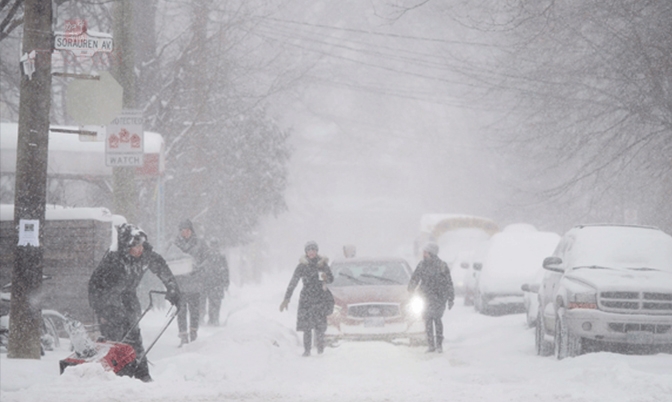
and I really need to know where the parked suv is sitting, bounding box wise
[535,224,672,359]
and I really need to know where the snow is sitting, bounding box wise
[0,204,125,223]
[0,204,126,249]
[419,214,497,234]
[2,271,671,402]
[0,122,164,177]
[478,231,561,295]
[565,225,672,272]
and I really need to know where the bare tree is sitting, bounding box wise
[430,1,672,231]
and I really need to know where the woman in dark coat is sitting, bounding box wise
[408,242,455,353]
[280,241,334,356]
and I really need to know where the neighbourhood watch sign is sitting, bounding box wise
[106,110,144,167]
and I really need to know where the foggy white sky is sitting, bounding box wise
[256,2,507,266]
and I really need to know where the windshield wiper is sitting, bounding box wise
[625,267,662,272]
[573,265,614,270]
[338,272,368,284]
[359,273,403,284]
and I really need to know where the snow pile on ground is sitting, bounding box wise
[1,272,671,402]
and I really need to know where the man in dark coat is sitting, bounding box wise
[280,241,334,356]
[408,242,455,353]
[88,223,181,382]
[174,219,229,327]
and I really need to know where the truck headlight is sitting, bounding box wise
[568,292,597,309]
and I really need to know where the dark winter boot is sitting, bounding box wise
[425,318,435,352]
[302,330,312,356]
[316,330,325,354]
[133,358,153,383]
[178,332,189,348]
[190,328,198,342]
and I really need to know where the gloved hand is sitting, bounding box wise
[448,300,454,310]
[279,299,289,312]
[165,288,181,307]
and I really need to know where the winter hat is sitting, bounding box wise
[423,242,439,256]
[304,241,319,253]
[178,219,194,232]
[117,223,147,249]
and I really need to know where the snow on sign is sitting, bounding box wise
[54,29,113,57]
[106,110,144,167]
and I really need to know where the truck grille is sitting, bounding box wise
[600,291,672,313]
[347,303,400,318]
[608,323,672,334]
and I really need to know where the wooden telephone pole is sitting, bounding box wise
[111,0,138,223]
[9,0,54,359]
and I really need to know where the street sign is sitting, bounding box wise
[106,110,144,167]
[66,71,123,126]
[54,29,113,57]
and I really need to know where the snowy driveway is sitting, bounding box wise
[2,273,671,402]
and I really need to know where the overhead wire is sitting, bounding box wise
[256,18,501,80]
[246,17,505,104]
[256,16,499,48]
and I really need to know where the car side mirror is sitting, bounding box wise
[521,283,540,293]
[473,262,482,271]
[542,256,564,272]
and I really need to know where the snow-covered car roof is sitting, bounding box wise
[564,224,672,272]
[478,231,561,293]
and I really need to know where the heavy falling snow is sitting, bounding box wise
[2,1,672,401]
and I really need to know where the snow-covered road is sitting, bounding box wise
[2,272,671,402]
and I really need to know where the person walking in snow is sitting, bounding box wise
[408,242,454,353]
[172,220,205,346]
[280,241,334,356]
[174,220,229,329]
[88,223,181,382]
[200,238,229,326]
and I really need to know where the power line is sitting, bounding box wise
[257,16,497,48]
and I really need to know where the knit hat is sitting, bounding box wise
[117,223,147,249]
[304,241,319,253]
[423,242,439,256]
[178,219,194,232]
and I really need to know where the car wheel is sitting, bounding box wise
[535,311,552,356]
[554,308,582,360]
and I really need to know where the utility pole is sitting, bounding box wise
[111,0,137,223]
[9,0,54,359]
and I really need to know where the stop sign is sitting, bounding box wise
[66,71,123,125]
